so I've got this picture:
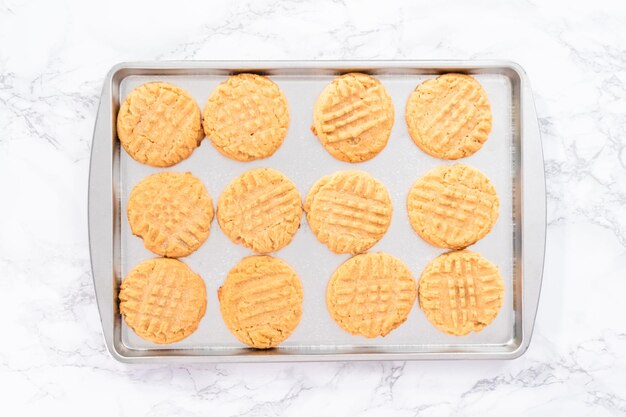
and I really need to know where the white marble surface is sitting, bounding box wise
[1,0,625,415]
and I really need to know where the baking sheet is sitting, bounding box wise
[118,71,516,353]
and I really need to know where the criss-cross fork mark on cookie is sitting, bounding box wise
[406,73,492,160]
[218,256,303,349]
[407,164,499,249]
[327,253,417,338]
[217,168,302,253]
[203,74,290,162]
[117,82,203,167]
[418,251,504,336]
[119,258,207,344]
[127,172,214,258]
[305,170,392,255]
[312,73,394,162]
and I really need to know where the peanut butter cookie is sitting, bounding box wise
[117,82,203,167]
[304,170,392,254]
[119,258,207,344]
[407,164,499,249]
[406,73,492,159]
[217,168,302,253]
[312,73,394,162]
[203,74,289,161]
[418,250,504,336]
[327,253,417,338]
[127,172,214,258]
[218,256,303,348]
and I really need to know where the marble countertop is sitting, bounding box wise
[1,0,625,415]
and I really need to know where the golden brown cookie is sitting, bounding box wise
[127,172,214,258]
[203,74,289,161]
[117,82,203,167]
[119,258,207,344]
[326,253,417,338]
[304,170,392,254]
[217,168,302,253]
[311,73,394,162]
[418,250,504,336]
[406,73,492,160]
[407,164,499,249]
[218,256,303,349]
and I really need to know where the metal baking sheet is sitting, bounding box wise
[89,61,546,362]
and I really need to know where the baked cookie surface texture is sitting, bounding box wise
[327,253,417,338]
[218,256,303,348]
[217,168,302,253]
[117,82,203,167]
[406,73,492,160]
[418,250,504,336]
[119,258,207,344]
[203,74,290,161]
[304,170,392,254]
[127,172,214,258]
[312,73,394,162]
[407,164,499,249]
